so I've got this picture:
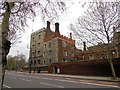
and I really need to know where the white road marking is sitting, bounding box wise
[54,79,119,88]
[29,76,42,79]
[17,72,28,74]
[6,72,119,88]
[7,73,28,77]
[22,79,32,82]
[39,77,53,80]
[39,82,64,88]
[54,79,80,83]
[29,76,53,80]
[80,82,119,88]
[55,79,119,88]
[3,84,11,88]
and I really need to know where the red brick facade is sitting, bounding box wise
[30,21,120,77]
[43,21,76,63]
[48,59,120,77]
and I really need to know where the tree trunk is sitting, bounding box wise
[109,58,117,80]
[0,23,2,90]
[0,47,2,90]
[107,45,117,80]
[1,2,14,90]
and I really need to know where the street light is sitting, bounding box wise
[28,38,37,73]
[29,49,32,74]
[16,51,19,71]
[34,40,36,73]
[27,45,32,74]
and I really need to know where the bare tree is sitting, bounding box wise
[1,0,66,44]
[70,1,120,80]
[0,0,67,89]
[70,1,120,45]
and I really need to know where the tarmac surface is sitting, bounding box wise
[3,71,120,88]
[15,71,120,87]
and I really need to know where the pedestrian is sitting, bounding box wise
[57,68,60,74]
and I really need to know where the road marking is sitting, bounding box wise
[54,79,119,88]
[22,79,32,82]
[54,79,80,83]
[3,84,11,88]
[6,72,119,88]
[40,77,53,80]
[29,76,54,81]
[7,73,28,77]
[29,76,42,79]
[39,82,64,88]
[80,82,119,88]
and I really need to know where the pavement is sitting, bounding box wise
[4,72,119,88]
[4,71,120,87]
[16,71,120,82]
[39,73,120,82]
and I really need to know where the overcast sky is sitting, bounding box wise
[8,1,87,59]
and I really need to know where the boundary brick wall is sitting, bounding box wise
[48,59,120,77]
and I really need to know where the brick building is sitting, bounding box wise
[112,31,120,58]
[29,21,120,74]
[81,31,120,61]
[47,31,120,76]
[29,21,78,72]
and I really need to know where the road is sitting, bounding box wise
[3,71,119,88]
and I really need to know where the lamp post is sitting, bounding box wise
[34,40,36,73]
[28,39,36,74]
[29,48,32,74]
[16,51,19,71]
[27,45,32,74]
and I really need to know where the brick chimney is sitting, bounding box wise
[83,42,86,51]
[70,33,72,39]
[55,22,59,32]
[54,22,60,36]
[47,21,50,30]
[113,26,116,33]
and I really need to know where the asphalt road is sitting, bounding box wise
[3,71,119,88]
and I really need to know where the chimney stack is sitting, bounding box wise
[55,22,59,33]
[113,26,116,33]
[83,42,86,51]
[70,33,72,39]
[47,21,50,30]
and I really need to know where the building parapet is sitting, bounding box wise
[31,27,45,36]
[44,32,75,44]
